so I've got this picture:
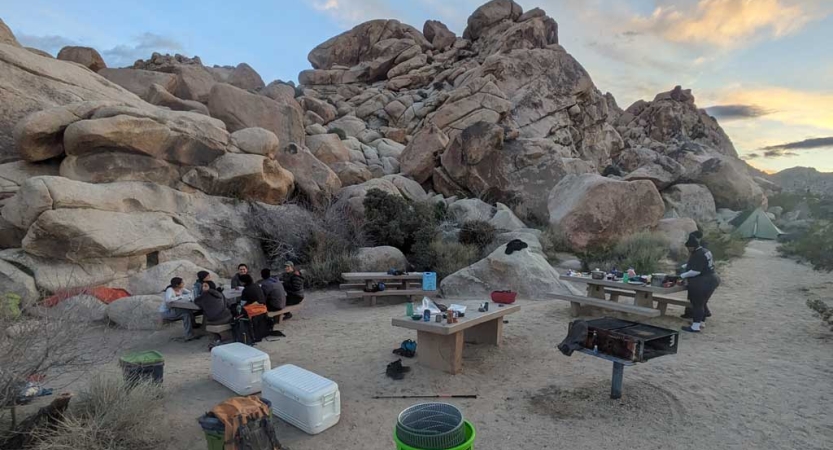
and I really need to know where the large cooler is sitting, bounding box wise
[210,343,271,395]
[261,364,340,435]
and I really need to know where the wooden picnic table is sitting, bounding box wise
[341,272,424,290]
[392,301,520,374]
[558,275,688,316]
[169,288,242,311]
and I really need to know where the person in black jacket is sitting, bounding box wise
[281,261,305,307]
[259,268,287,312]
[194,281,232,325]
[680,231,721,333]
[239,274,266,306]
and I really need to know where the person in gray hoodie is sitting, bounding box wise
[259,268,287,312]
[194,281,233,325]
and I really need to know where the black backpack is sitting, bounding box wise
[250,313,274,342]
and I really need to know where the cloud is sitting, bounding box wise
[584,39,680,73]
[743,153,760,159]
[627,0,828,49]
[762,136,833,151]
[307,0,398,27]
[16,33,77,56]
[101,32,184,67]
[715,87,833,131]
[15,32,184,68]
[705,104,774,121]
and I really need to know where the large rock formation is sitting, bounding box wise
[548,174,665,250]
[0,176,299,292]
[0,39,146,162]
[662,184,717,224]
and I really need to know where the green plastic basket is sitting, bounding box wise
[394,420,475,450]
[204,430,224,450]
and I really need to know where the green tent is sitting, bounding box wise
[731,208,783,239]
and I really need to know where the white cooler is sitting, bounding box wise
[210,343,271,395]
[261,364,340,435]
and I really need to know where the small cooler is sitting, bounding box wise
[261,364,340,435]
[211,343,271,395]
[422,272,437,291]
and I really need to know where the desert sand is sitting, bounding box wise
[17,240,833,449]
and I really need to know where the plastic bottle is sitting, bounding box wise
[622,271,630,284]
[406,302,414,317]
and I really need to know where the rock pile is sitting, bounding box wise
[0,1,773,300]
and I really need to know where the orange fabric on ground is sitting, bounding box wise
[43,287,131,307]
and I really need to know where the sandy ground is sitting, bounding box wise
[12,240,833,449]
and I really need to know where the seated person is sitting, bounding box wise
[192,270,211,298]
[159,277,197,340]
[194,280,233,325]
[230,264,248,290]
[259,268,287,312]
[281,262,305,319]
[239,273,265,306]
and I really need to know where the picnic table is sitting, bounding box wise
[169,288,242,311]
[391,301,520,374]
[341,272,435,306]
[553,275,689,317]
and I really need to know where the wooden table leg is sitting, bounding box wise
[634,291,653,308]
[417,330,463,374]
[464,318,503,346]
[657,301,668,316]
[587,284,606,299]
[611,362,624,399]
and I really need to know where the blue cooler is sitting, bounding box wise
[422,272,437,291]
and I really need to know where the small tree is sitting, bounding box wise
[458,220,496,251]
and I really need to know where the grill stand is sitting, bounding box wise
[576,348,635,399]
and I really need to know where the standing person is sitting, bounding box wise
[159,277,197,340]
[192,270,211,298]
[680,231,721,333]
[281,262,305,319]
[239,274,265,306]
[194,280,233,325]
[231,264,249,290]
[259,268,287,312]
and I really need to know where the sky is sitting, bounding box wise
[3,0,832,173]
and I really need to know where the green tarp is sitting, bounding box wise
[733,208,783,240]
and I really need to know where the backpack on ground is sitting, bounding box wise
[201,396,285,450]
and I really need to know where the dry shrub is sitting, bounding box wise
[458,220,496,250]
[703,229,747,262]
[429,239,480,280]
[578,232,670,274]
[539,224,570,263]
[32,375,165,450]
[246,201,366,287]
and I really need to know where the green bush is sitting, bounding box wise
[429,239,481,279]
[539,224,570,263]
[578,232,670,274]
[363,189,440,255]
[778,221,833,271]
[458,220,496,250]
[703,229,747,262]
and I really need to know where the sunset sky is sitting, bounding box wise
[4,0,832,173]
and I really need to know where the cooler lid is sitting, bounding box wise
[263,364,338,400]
[211,342,269,362]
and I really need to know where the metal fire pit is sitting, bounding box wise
[568,317,679,399]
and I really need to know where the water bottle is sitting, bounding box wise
[406,302,414,317]
[423,309,431,322]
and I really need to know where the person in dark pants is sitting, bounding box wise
[239,274,265,306]
[681,231,721,333]
[259,268,287,312]
[281,262,305,319]
[230,264,249,290]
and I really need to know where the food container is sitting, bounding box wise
[591,270,605,280]
[261,364,340,435]
[210,343,271,395]
[651,273,667,287]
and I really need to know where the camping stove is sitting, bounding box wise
[572,317,679,363]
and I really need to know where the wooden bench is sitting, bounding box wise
[548,293,661,317]
[345,289,437,306]
[604,288,691,315]
[339,282,422,290]
[266,303,303,324]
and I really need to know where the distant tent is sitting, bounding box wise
[731,208,783,240]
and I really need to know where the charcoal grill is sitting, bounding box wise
[567,317,679,399]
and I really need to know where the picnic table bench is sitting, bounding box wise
[553,275,689,317]
[341,272,436,306]
[392,301,520,374]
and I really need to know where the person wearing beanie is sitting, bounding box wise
[680,231,721,333]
